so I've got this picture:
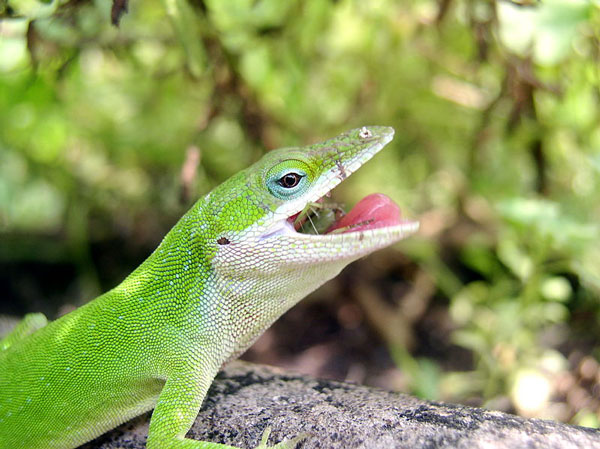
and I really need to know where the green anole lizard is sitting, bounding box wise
[0,126,419,449]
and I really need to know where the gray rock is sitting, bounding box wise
[81,361,600,449]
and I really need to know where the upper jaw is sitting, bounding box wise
[269,126,396,224]
[303,126,395,209]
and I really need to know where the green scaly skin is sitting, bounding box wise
[0,126,419,449]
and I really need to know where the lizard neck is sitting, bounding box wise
[112,199,218,326]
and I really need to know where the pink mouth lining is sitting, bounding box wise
[325,193,403,234]
[288,193,406,235]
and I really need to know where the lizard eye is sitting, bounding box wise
[266,161,311,200]
[277,173,303,188]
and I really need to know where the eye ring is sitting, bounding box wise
[266,161,310,199]
[277,172,303,188]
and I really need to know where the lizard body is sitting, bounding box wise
[0,126,418,449]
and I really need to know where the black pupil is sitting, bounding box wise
[279,173,301,188]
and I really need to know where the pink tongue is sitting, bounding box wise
[326,193,402,234]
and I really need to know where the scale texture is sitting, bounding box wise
[0,127,418,449]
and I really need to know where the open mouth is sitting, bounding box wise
[288,192,412,236]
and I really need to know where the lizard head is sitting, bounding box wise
[209,125,418,264]
[205,124,416,284]
[202,126,419,348]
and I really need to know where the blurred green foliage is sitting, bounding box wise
[1,0,600,427]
